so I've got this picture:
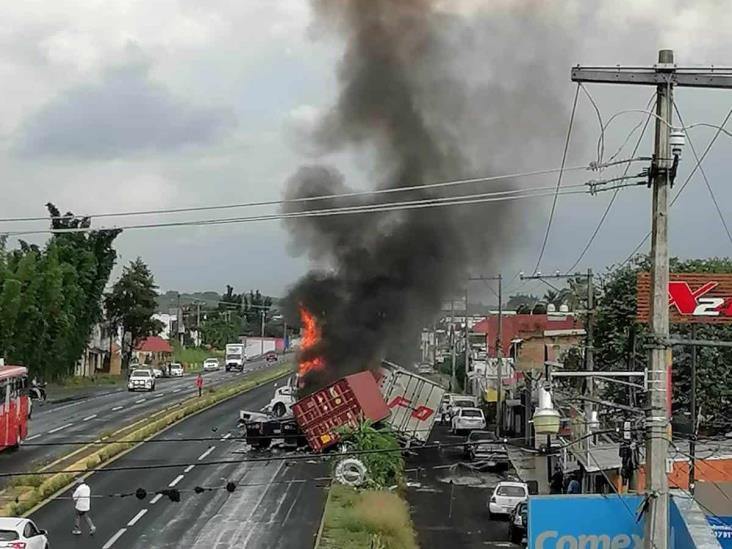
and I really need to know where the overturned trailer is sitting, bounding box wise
[240,361,445,452]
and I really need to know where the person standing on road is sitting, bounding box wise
[196,373,204,397]
[72,478,96,536]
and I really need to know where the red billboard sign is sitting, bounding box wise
[637,273,732,323]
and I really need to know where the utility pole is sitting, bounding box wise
[585,267,595,457]
[689,323,697,494]
[195,301,201,347]
[467,275,504,431]
[260,310,266,356]
[464,287,470,393]
[571,48,732,549]
[450,298,456,392]
[496,274,503,436]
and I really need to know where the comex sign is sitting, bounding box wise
[534,531,642,549]
[529,495,698,549]
[528,495,645,549]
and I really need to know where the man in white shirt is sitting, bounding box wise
[71,478,96,536]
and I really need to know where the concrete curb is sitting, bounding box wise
[4,363,293,516]
[313,484,333,549]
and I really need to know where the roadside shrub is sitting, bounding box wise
[336,422,404,489]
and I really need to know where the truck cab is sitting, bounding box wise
[268,379,297,417]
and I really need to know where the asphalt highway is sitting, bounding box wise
[29,376,328,549]
[0,360,279,478]
[406,423,520,549]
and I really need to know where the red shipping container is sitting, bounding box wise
[292,370,390,452]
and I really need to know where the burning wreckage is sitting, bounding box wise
[239,307,444,454]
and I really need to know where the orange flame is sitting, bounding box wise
[298,305,325,381]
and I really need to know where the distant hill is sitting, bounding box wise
[156,291,282,313]
[156,291,223,312]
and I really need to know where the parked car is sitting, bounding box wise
[451,407,486,435]
[169,363,184,377]
[508,500,528,544]
[0,517,49,549]
[203,358,220,371]
[488,481,529,519]
[152,367,164,378]
[264,352,278,363]
[449,396,478,419]
[128,369,156,392]
[463,430,507,465]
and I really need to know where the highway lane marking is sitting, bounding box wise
[102,528,127,549]
[127,509,148,527]
[82,414,97,421]
[48,423,73,434]
[184,465,195,473]
[198,446,215,461]
[26,434,41,441]
[149,494,163,505]
[169,474,185,487]
[112,406,124,411]
[221,433,232,440]
[151,392,165,398]
[172,388,182,393]
[135,398,146,403]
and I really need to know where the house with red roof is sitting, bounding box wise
[133,336,173,368]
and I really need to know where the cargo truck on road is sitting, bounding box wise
[225,343,245,372]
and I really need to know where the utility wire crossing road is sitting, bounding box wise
[29,376,328,549]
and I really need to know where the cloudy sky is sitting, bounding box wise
[1,0,731,299]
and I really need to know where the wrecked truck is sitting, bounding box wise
[239,361,445,452]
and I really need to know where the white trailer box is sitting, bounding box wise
[377,361,445,443]
[243,337,276,358]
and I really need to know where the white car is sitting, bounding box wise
[0,517,49,549]
[152,367,164,378]
[451,407,486,435]
[488,481,529,519]
[449,397,478,419]
[128,369,156,392]
[169,363,184,377]
[203,358,220,371]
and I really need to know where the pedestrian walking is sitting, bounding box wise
[549,465,564,494]
[196,373,204,397]
[71,478,96,536]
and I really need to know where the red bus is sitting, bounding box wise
[0,365,30,451]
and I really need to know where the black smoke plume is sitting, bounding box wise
[283,0,553,392]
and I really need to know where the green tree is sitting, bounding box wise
[507,293,538,312]
[0,205,120,380]
[105,258,163,371]
[594,255,732,433]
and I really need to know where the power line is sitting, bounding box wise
[532,84,581,274]
[2,185,593,237]
[579,83,605,165]
[621,105,732,265]
[566,99,655,273]
[673,104,732,247]
[0,165,592,225]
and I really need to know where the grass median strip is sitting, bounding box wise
[2,362,293,516]
[317,485,418,549]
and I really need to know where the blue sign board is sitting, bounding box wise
[708,516,732,549]
[528,495,645,549]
